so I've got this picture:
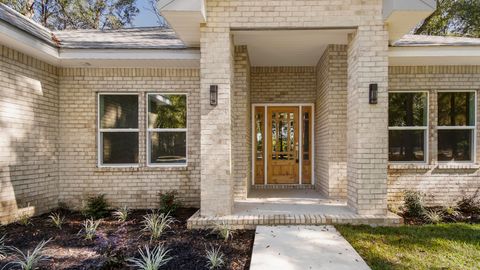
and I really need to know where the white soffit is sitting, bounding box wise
[233,29,353,67]
[383,0,436,44]
[157,0,205,47]
[389,46,480,66]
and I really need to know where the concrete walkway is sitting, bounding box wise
[250,225,371,270]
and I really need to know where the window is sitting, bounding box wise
[437,91,476,162]
[388,92,428,162]
[147,94,187,166]
[98,94,139,166]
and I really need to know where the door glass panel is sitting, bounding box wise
[254,107,265,184]
[302,106,312,184]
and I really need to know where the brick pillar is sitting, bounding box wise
[200,26,234,216]
[346,25,389,216]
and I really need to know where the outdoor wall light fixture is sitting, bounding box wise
[369,83,378,104]
[210,85,218,106]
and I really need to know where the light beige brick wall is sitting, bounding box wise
[388,66,480,208]
[315,45,348,198]
[347,25,389,216]
[233,46,251,200]
[251,67,316,104]
[199,27,235,216]
[0,45,59,224]
[58,68,201,209]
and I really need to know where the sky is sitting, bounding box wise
[132,0,161,27]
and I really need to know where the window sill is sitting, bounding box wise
[388,164,434,170]
[436,163,480,170]
[95,166,188,173]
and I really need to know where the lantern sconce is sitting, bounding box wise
[210,85,218,106]
[369,83,378,104]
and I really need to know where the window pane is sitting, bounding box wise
[438,130,473,162]
[389,130,425,161]
[148,94,187,129]
[438,92,475,126]
[389,92,427,127]
[150,132,186,164]
[100,95,138,129]
[102,132,138,164]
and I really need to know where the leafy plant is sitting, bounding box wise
[79,219,101,240]
[213,222,234,242]
[17,213,31,226]
[424,209,443,224]
[457,189,480,215]
[403,190,426,218]
[142,211,175,241]
[158,191,181,215]
[48,212,65,229]
[3,238,51,270]
[126,244,171,270]
[83,194,110,219]
[113,206,130,222]
[0,234,7,260]
[205,246,225,270]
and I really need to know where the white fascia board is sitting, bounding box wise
[389,46,480,66]
[58,48,200,67]
[157,0,205,47]
[383,0,436,43]
[0,21,59,65]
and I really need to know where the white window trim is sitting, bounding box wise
[146,93,188,168]
[437,90,477,164]
[388,90,430,164]
[97,93,140,168]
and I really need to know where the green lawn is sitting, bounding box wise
[336,223,480,270]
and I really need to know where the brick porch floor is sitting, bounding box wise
[187,189,403,229]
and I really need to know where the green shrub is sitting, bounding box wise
[113,206,130,222]
[424,209,443,224]
[457,189,480,215]
[79,219,101,240]
[0,234,7,259]
[48,212,65,229]
[158,191,181,215]
[126,245,171,270]
[83,194,110,219]
[142,211,175,241]
[213,222,234,242]
[205,246,225,270]
[403,190,426,218]
[4,239,51,270]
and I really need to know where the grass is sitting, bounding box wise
[336,223,480,270]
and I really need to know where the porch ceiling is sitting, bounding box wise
[232,29,354,67]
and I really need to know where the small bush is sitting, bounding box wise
[424,209,443,224]
[457,189,480,215]
[126,244,171,270]
[17,213,32,226]
[0,234,7,259]
[113,206,130,222]
[49,212,65,229]
[83,194,110,219]
[79,219,101,240]
[158,191,181,215]
[403,190,426,218]
[205,246,225,270]
[4,238,51,270]
[213,222,234,242]
[142,211,175,241]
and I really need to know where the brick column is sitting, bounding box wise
[346,25,389,216]
[200,26,234,216]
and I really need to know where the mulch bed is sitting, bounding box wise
[0,208,255,270]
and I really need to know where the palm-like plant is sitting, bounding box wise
[126,245,171,270]
[205,246,225,270]
[79,219,101,240]
[142,211,175,241]
[113,206,130,222]
[3,239,51,270]
[48,212,65,229]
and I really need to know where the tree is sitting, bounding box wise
[0,0,140,30]
[415,0,480,38]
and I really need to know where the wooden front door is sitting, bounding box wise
[267,106,299,184]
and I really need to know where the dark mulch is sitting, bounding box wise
[0,208,255,270]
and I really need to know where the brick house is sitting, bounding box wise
[1,0,480,226]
